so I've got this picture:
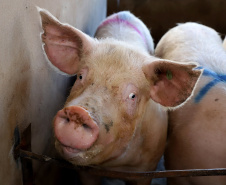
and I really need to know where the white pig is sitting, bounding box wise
[39,9,201,185]
[156,22,226,185]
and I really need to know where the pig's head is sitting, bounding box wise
[39,9,201,167]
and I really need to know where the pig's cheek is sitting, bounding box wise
[125,98,137,116]
[71,81,83,92]
[70,84,77,92]
[97,126,115,146]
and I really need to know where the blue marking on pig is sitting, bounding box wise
[117,11,130,21]
[194,66,226,103]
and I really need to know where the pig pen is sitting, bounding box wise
[12,0,226,185]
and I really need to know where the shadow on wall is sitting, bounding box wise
[108,0,226,45]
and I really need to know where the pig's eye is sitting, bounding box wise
[79,74,83,80]
[71,68,88,91]
[129,93,136,99]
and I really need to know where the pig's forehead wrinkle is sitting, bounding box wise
[91,72,148,95]
[85,46,149,88]
[87,39,149,69]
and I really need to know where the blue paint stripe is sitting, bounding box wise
[219,74,226,81]
[195,79,219,103]
[196,66,226,81]
[118,11,130,21]
[194,67,226,103]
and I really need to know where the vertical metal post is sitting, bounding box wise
[14,124,34,185]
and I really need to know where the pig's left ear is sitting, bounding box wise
[143,59,202,107]
[39,8,95,75]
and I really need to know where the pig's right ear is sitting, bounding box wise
[39,8,95,75]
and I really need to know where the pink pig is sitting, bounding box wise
[39,9,201,185]
[156,22,226,185]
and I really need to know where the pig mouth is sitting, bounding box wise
[56,139,105,165]
[60,143,81,154]
[56,138,102,161]
[56,138,87,154]
[56,140,84,159]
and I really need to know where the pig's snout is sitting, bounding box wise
[54,106,99,152]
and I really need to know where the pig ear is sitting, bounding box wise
[39,8,95,75]
[143,59,202,107]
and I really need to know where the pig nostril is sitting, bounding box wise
[66,118,70,122]
[82,123,90,129]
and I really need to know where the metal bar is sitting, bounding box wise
[15,124,34,185]
[19,149,78,170]
[18,149,226,181]
[84,167,226,180]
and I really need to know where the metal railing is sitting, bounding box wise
[13,124,226,184]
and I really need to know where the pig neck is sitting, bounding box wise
[96,15,149,53]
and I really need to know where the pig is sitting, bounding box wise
[39,9,201,185]
[155,22,226,185]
